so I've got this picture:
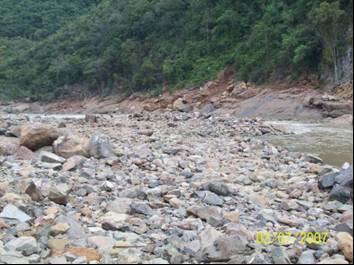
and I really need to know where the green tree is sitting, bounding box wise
[310,1,346,84]
[0,0,352,100]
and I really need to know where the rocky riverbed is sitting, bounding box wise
[0,111,353,264]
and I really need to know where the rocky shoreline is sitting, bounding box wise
[0,111,352,264]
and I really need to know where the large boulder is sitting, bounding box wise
[0,136,20,156]
[319,167,353,203]
[335,166,353,188]
[20,123,59,151]
[329,184,352,203]
[88,133,115,159]
[53,134,89,158]
[173,98,193,112]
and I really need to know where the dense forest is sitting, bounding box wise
[0,0,352,100]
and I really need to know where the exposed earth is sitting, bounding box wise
[1,71,352,122]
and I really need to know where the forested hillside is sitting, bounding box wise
[0,0,352,100]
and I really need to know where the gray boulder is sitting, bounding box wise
[88,133,115,159]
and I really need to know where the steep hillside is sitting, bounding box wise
[0,0,352,100]
[0,0,99,40]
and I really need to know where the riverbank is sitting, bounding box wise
[0,110,353,264]
[1,77,352,123]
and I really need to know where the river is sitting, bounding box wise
[262,121,353,168]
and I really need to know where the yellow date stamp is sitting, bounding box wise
[256,231,329,245]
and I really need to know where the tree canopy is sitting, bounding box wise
[0,0,352,100]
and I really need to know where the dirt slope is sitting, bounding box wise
[1,70,352,122]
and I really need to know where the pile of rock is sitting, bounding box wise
[0,122,115,161]
[0,112,352,264]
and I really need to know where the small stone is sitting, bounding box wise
[0,204,31,222]
[55,215,87,241]
[88,133,115,159]
[48,184,71,205]
[44,207,60,220]
[80,207,92,217]
[48,239,69,256]
[102,181,115,192]
[201,191,224,206]
[62,155,86,171]
[130,202,154,216]
[24,181,43,202]
[48,256,68,264]
[50,223,70,236]
[188,206,223,223]
[297,250,316,264]
[0,193,23,203]
[5,236,39,256]
[88,236,115,253]
[0,252,30,264]
[276,191,289,199]
[72,256,88,264]
[169,197,183,209]
[305,154,323,164]
[336,232,353,262]
[15,146,34,160]
[40,151,66,164]
[28,254,41,263]
[207,182,231,196]
[0,136,20,155]
[64,252,77,262]
[100,212,128,230]
[318,257,349,264]
[271,246,289,264]
[200,234,250,262]
[67,247,102,262]
[224,210,240,223]
[138,129,154,136]
[145,258,169,264]
[0,218,9,229]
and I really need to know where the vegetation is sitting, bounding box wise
[0,0,352,100]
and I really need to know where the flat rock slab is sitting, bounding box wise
[0,204,31,222]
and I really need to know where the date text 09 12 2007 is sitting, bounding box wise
[256,231,329,245]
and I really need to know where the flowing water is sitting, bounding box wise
[262,121,353,167]
[2,113,86,121]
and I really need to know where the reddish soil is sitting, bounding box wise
[1,69,352,121]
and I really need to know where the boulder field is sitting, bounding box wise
[0,111,352,264]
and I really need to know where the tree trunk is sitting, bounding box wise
[332,46,339,85]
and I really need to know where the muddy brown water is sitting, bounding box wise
[262,121,353,168]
